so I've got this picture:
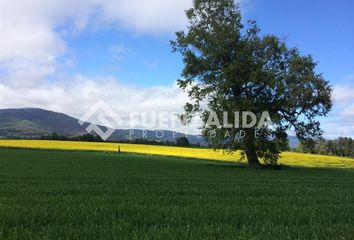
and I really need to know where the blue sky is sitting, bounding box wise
[249,0,354,84]
[0,0,353,137]
[65,29,183,87]
[61,0,354,87]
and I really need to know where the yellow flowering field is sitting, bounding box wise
[0,140,353,168]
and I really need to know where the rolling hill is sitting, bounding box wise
[0,108,299,147]
[0,108,88,138]
[0,108,206,145]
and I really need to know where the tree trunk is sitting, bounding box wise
[246,148,261,167]
[244,129,261,167]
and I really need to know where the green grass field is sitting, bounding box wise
[0,147,353,239]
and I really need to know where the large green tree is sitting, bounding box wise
[171,0,332,166]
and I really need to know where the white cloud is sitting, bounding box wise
[343,104,354,117]
[322,80,354,138]
[0,0,192,60]
[333,85,354,102]
[322,121,354,139]
[98,0,192,34]
[0,0,201,132]
[0,0,194,83]
[0,75,199,131]
[0,75,185,114]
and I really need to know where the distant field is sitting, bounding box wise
[0,148,353,239]
[0,140,353,168]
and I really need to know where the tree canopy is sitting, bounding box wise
[171,0,332,166]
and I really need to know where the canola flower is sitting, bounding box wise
[0,140,353,169]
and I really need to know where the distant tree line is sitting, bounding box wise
[40,133,202,148]
[119,136,202,148]
[40,132,104,142]
[294,137,353,158]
